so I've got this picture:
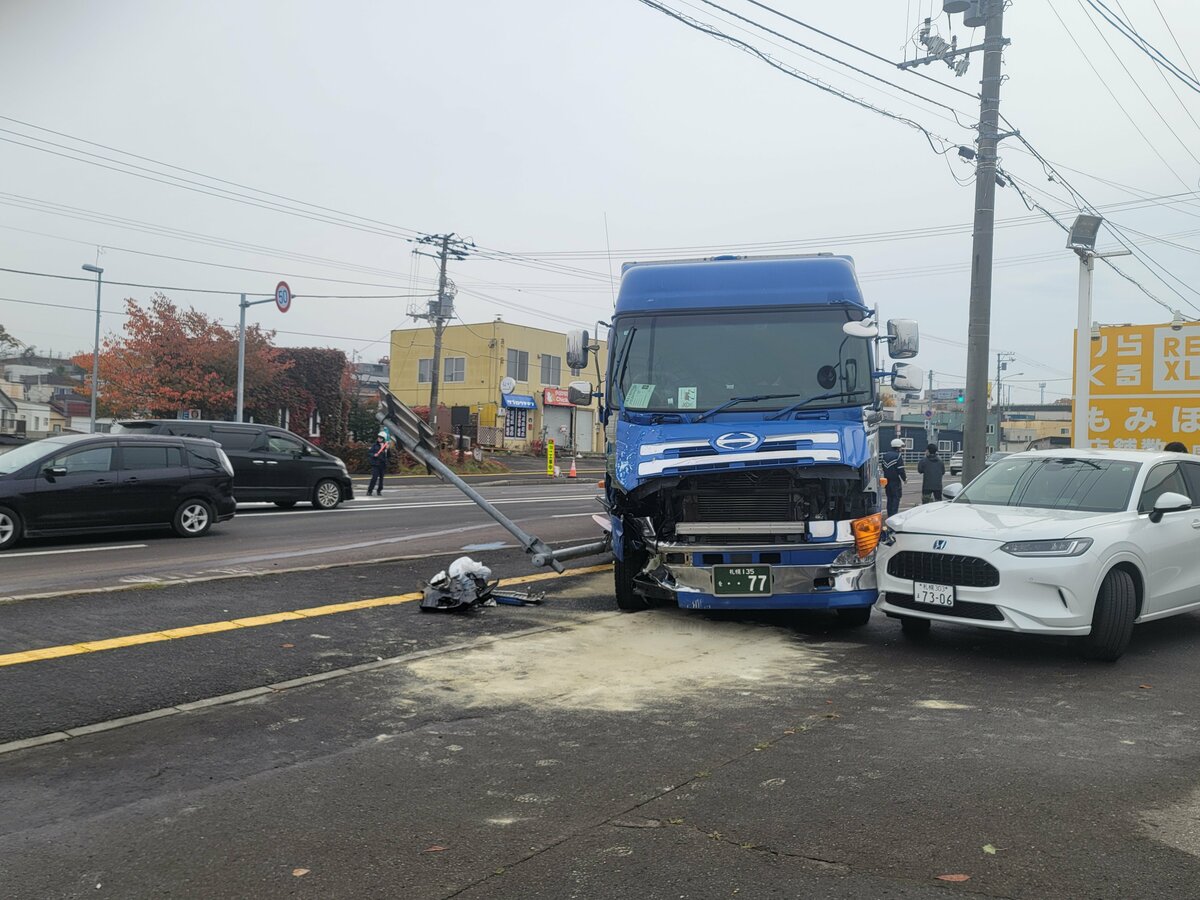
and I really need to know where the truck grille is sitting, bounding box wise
[886,552,999,588]
[686,470,792,522]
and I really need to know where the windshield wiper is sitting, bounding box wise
[1052,457,1101,469]
[693,393,804,423]
[766,391,851,421]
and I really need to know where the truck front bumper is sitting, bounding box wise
[647,543,877,611]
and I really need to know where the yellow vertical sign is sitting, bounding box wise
[1079,322,1200,452]
[546,438,555,477]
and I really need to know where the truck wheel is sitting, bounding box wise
[1081,568,1137,662]
[614,546,650,612]
[312,479,342,510]
[900,616,931,639]
[836,606,872,627]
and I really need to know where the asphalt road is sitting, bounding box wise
[16,474,1182,898]
[0,480,605,599]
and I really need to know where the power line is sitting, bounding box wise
[1153,0,1199,81]
[632,0,965,159]
[1083,0,1200,95]
[0,265,433,300]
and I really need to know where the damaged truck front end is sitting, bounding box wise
[569,253,921,619]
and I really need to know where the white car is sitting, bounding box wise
[876,449,1200,661]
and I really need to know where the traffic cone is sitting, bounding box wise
[568,457,577,479]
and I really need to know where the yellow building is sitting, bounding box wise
[389,320,608,451]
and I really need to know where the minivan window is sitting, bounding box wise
[211,427,257,450]
[171,424,213,440]
[122,445,183,470]
[264,433,305,454]
[51,446,115,474]
[187,444,225,471]
[0,439,72,474]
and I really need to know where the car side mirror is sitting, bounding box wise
[44,465,68,478]
[567,381,594,406]
[566,329,590,371]
[1149,491,1192,523]
[887,318,920,359]
[891,363,924,393]
[942,482,964,500]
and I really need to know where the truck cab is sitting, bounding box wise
[567,254,920,622]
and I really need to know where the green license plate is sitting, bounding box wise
[712,564,773,597]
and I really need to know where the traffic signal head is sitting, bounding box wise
[956,391,964,403]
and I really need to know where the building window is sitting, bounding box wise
[540,354,561,386]
[418,358,433,384]
[507,349,529,383]
[986,423,995,435]
[902,437,913,450]
[504,409,529,439]
[308,408,321,437]
[443,357,466,383]
[937,440,952,453]
[278,408,290,430]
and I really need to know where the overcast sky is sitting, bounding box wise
[3,0,1200,402]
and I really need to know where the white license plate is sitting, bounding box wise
[913,581,955,607]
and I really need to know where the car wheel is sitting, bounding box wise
[900,615,931,639]
[173,499,214,538]
[614,543,651,612]
[0,506,23,551]
[1081,568,1137,662]
[836,606,872,627]
[274,500,298,509]
[312,479,342,510]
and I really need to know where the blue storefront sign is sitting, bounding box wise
[501,393,536,410]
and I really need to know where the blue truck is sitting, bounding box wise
[565,254,921,623]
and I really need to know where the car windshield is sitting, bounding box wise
[613,308,872,413]
[0,438,71,475]
[955,456,1139,512]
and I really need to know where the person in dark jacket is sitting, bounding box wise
[367,431,390,496]
[917,443,945,503]
[881,438,907,518]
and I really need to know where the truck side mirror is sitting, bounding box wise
[567,381,594,406]
[566,330,590,371]
[891,362,924,393]
[887,319,919,359]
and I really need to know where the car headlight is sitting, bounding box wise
[217,449,235,477]
[1000,538,1093,557]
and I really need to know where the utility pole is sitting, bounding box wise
[926,368,935,447]
[899,2,1010,480]
[961,0,1008,481]
[1039,381,1046,405]
[995,350,1015,453]
[412,233,474,428]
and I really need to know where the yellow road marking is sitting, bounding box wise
[0,563,613,668]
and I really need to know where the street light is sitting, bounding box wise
[1066,215,1131,449]
[81,264,104,433]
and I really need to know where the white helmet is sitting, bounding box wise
[890,438,905,449]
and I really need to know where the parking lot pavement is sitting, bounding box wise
[5,557,1200,897]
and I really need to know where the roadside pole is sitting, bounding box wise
[236,282,291,423]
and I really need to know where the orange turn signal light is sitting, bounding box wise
[851,512,883,559]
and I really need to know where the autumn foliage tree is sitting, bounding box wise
[73,294,291,419]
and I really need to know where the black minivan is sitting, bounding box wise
[0,433,236,551]
[112,420,354,509]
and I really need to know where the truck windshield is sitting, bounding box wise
[614,308,871,413]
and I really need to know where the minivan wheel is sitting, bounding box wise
[313,479,342,510]
[0,506,23,550]
[173,499,214,537]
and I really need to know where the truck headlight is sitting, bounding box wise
[833,547,874,567]
[1000,538,1093,557]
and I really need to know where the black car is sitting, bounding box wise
[112,420,353,509]
[0,433,236,551]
